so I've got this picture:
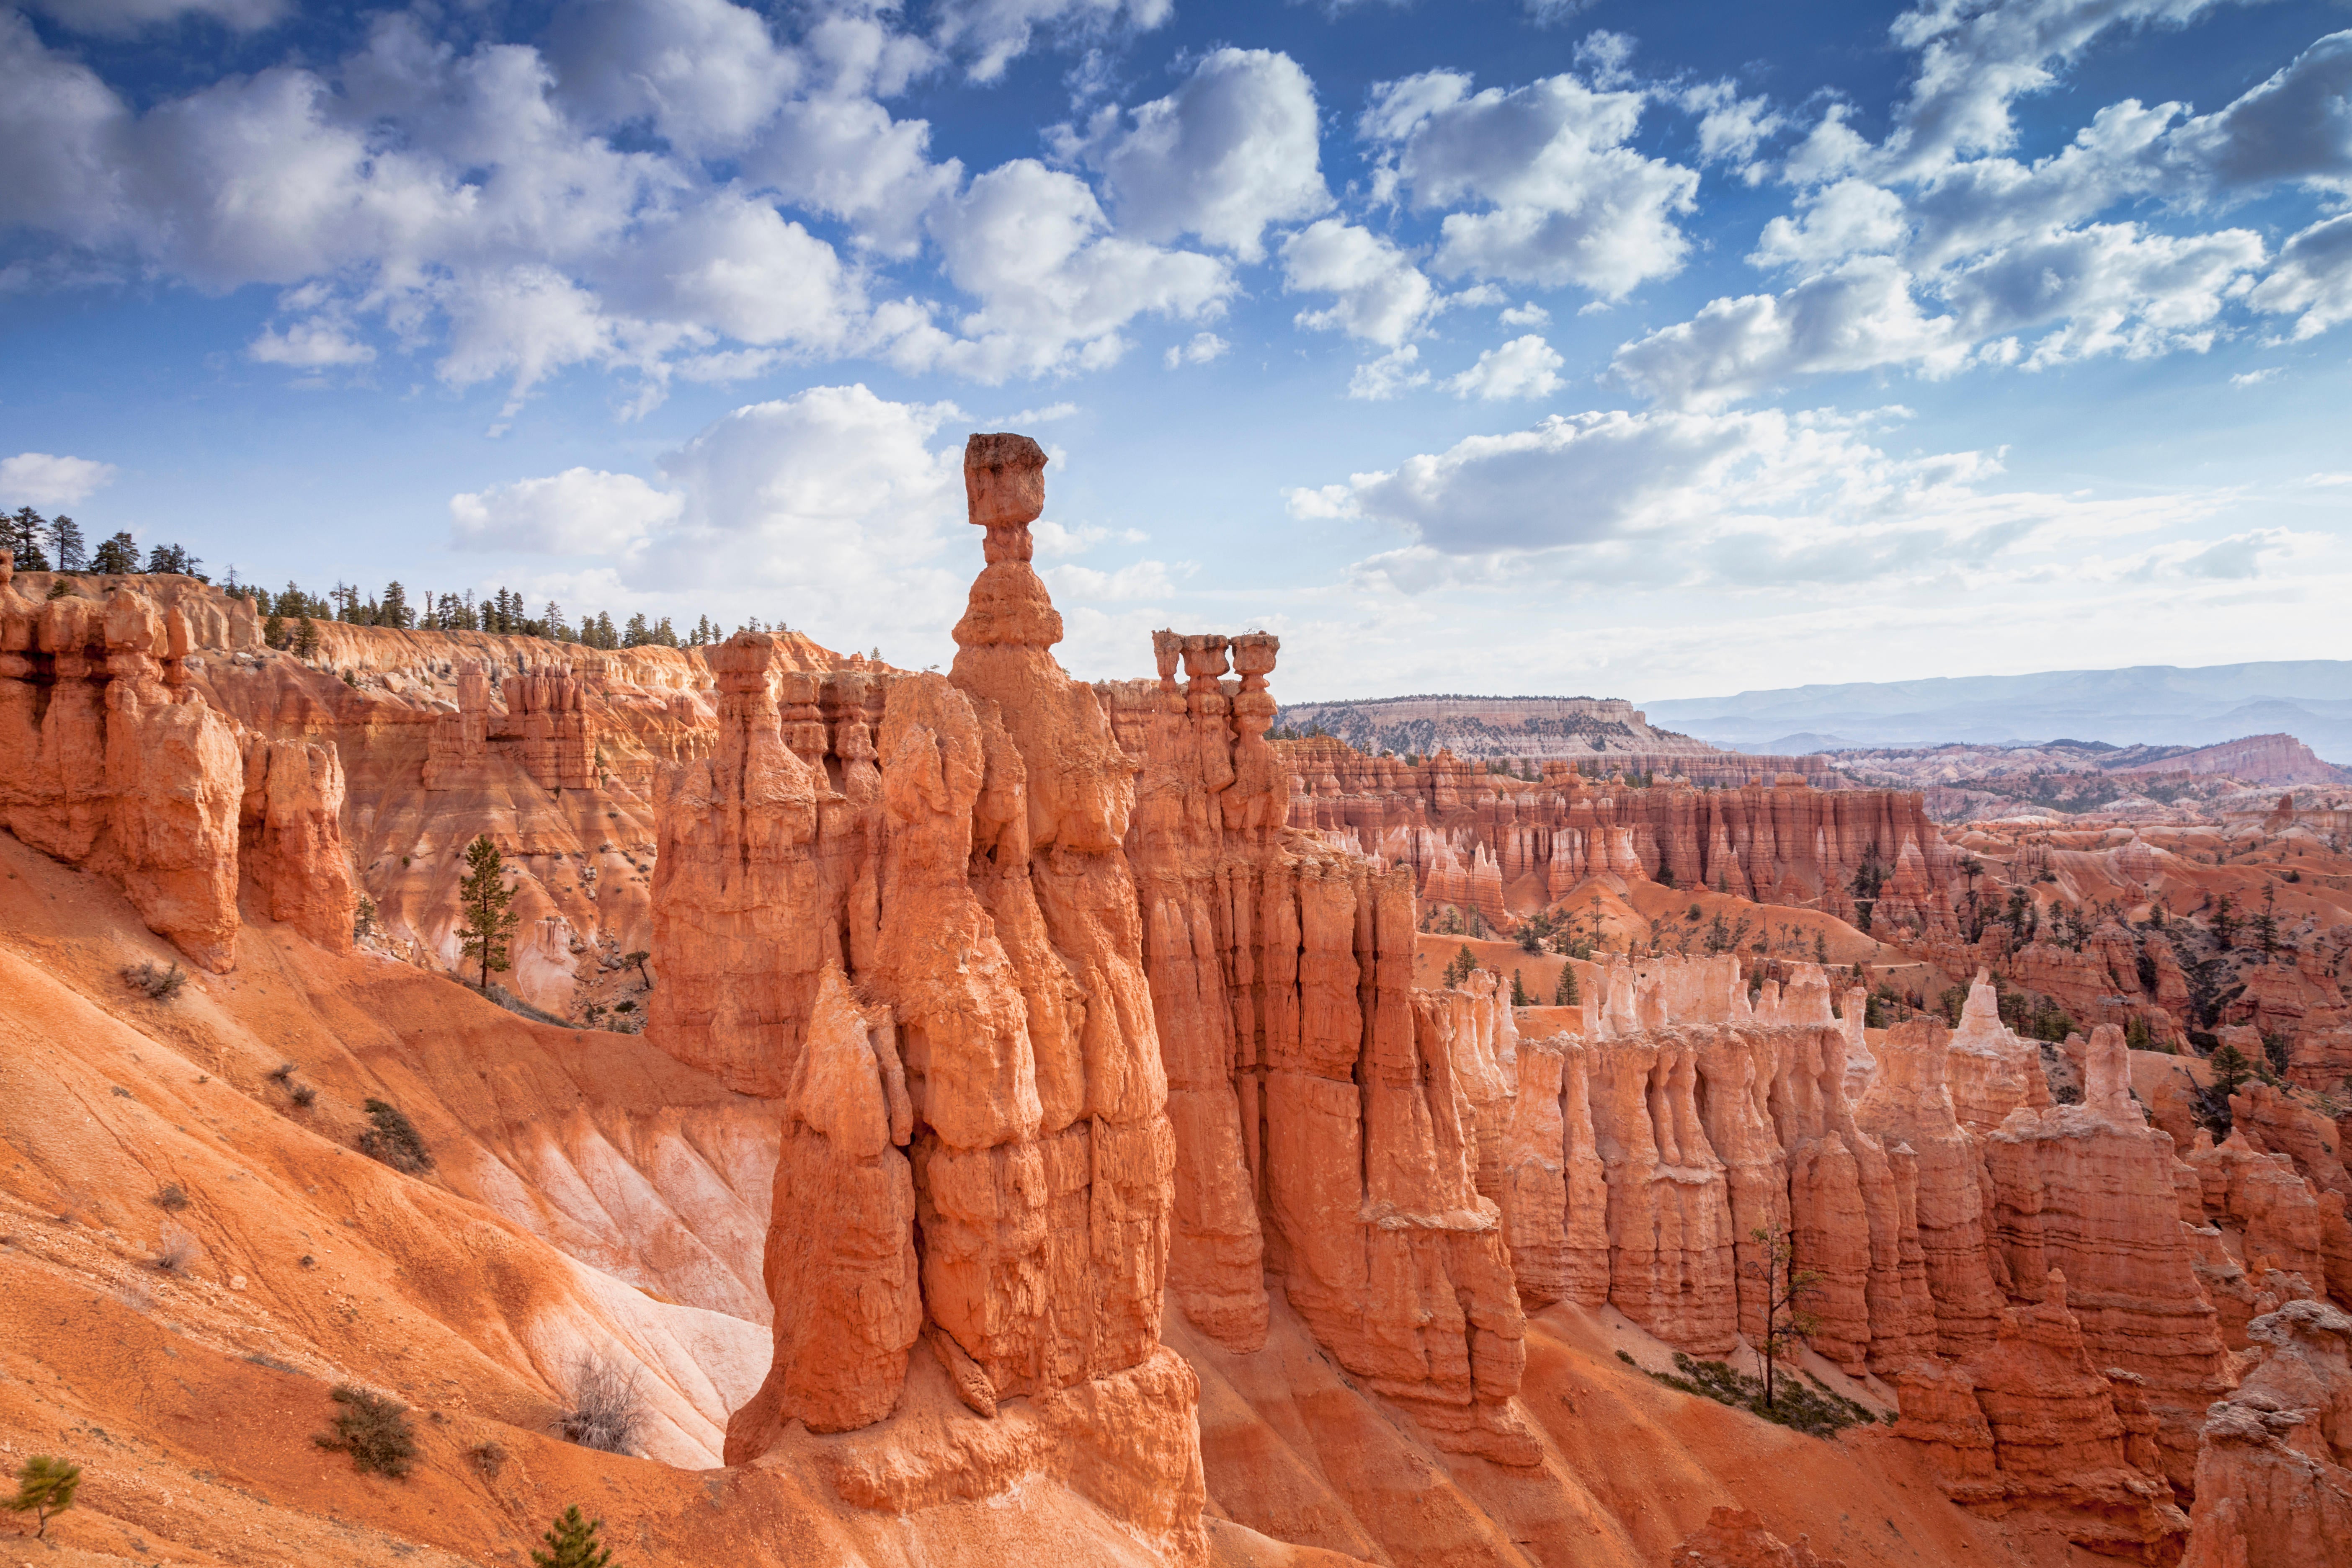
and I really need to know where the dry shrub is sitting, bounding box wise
[314,1385,417,1478]
[556,1352,645,1456]
[358,1099,432,1173]
[152,1182,190,1212]
[124,960,186,1000]
[152,1221,199,1275]
[468,1440,507,1480]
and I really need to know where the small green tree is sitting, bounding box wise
[1442,944,1478,989]
[456,833,520,992]
[294,616,321,658]
[90,531,139,573]
[1741,1224,1822,1411]
[531,1505,617,1568]
[1511,969,1531,1006]
[623,949,651,986]
[6,1455,80,1537]
[1554,963,1580,1007]
[2209,1042,2255,1099]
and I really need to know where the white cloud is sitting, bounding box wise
[1347,346,1431,400]
[247,318,377,367]
[0,452,119,507]
[1445,335,1564,400]
[1001,402,1081,425]
[1941,221,2262,364]
[2158,27,2352,194]
[1042,559,1183,600]
[1681,79,1786,173]
[1282,219,1437,346]
[26,0,286,35]
[1295,403,2212,594]
[648,385,970,654]
[1362,70,1699,297]
[2229,367,2280,387]
[1611,257,1968,408]
[1082,48,1331,263]
[1499,302,1551,326]
[543,0,801,156]
[2248,212,2352,340]
[1165,331,1229,367]
[450,468,683,554]
[931,0,1173,84]
[905,158,1232,381]
[1750,180,1910,271]
[1878,0,2241,176]
[741,92,962,260]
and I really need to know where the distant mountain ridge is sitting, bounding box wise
[1642,659,2352,763]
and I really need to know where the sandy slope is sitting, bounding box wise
[4,830,2072,1567]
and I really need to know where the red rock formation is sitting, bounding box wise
[1,557,359,971]
[238,733,357,952]
[1668,1506,1850,1568]
[1099,624,1537,1465]
[1279,739,1958,930]
[2182,1299,2352,1568]
[1897,1269,2189,1560]
[1946,969,2051,1134]
[656,437,1181,1465]
[1981,1024,2232,1488]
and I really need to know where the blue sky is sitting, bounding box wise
[3,0,2349,703]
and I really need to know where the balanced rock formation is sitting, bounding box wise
[646,436,1197,1560]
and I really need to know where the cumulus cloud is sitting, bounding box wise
[931,0,1172,83]
[1165,332,1229,367]
[1347,346,1431,400]
[904,158,1231,381]
[1282,219,1437,346]
[246,318,377,367]
[2248,212,2352,340]
[0,452,119,507]
[1080,48,1331,262]
[450,468,683,554]
[1290,403,2209,594]
[1363,69,1698,297]
[1445,335,1564,399]
[26,0,287,35]
[1612,258,1968,408]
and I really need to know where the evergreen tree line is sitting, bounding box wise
[6,503,757,655]
[5,504,199,577]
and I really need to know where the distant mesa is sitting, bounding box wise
[1273,692,1837,787]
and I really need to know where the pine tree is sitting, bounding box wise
[264,610,288,649]
[380,581,413,630]
[91,531,139,573]
[1741,1224,1822,1410]
[5,506,52,570]
[1511,969,1531,1006]
[456,833,520,993]
[295,617,321,659]
[145,542,202,578]
[46,514,85,571]
[2209,1042,2254,1099]
[5,1454,80,1538]
[530,1505,617,1568]
[623,612,650,647]
[1554,963,1581,1007]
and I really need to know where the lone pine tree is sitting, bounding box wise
[6,1455,81,1538]
[456,833,520,993]
[531,1505,618,1568]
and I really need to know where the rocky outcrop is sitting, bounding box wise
[1668,1506,1849,1568]
[1897,1269,2187,1560]
[1981,1026,2232,1488]
[1946,969,2050,1135]
[2182,1299,2352,1568]
[238,732,357,952]
[646,436,1192,1559]
[1,554,361,971]
[1099,627,1537,1465]
[1279,739,1957,931]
